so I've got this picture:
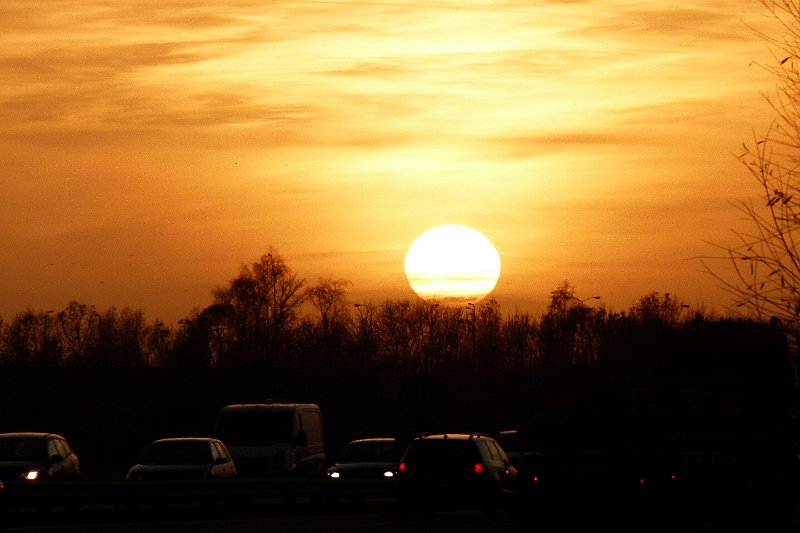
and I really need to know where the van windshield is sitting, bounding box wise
[215,412,293,444]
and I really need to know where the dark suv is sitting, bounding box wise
[396,433,517,515]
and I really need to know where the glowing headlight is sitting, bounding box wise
[330,471,340,479]
[383,471,394,478]
[21,470,40,481]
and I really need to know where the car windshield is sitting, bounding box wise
[139,441,212,465]
[0,437,47,462]
[340,441,398,463]
[215,412,293,444]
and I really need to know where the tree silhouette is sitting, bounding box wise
[301,277,352,366]
[537,281,602,368]
[212,251,305,366]
[705,1,800,326]
[57,301,99,365]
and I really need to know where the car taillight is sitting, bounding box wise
[473,463,484,474]
[398,462,407,472]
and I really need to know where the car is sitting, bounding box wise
[0,433,80,481]
[125,437,237,481]
[396,432,517,515]
[326,438,400,480]
[495,429,556,499]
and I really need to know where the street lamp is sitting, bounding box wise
[466,303,476,368]
[427,303,439,373]
[572,295,601,304]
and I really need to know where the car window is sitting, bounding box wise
[490,440,509,462]
[209,442,221,461]
[53,439,68,458]
[476,440,496,462]
[485,440,507,462]
[214,441,230,461]
[58,439,72,455]
[216,442,231,460]
[47,439,60,458]
[405,439,481,468]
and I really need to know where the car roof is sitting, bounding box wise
[0,432,61,440]
[416,433,494,441]
[220,403,319,412]
[347,437,396,444]
[151,437,220,444]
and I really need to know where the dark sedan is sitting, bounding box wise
[0,433,80,481]
[126,437,237,481]
[326,438,400,481]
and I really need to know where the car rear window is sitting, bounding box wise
[140,441,212,465]
[404,439,481,468]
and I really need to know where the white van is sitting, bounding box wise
[213,403,325,477]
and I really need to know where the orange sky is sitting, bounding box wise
[0,1,783,323]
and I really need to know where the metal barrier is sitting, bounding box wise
[1,478,397,528]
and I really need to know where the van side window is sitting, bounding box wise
[299,411,322,444]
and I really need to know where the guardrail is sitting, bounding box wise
[1,477,397,529]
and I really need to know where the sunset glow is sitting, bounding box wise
[0,1,782,320]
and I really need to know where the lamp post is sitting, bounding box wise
[466,302,476,370]
[571,295,601,305]
[427,303,439,374]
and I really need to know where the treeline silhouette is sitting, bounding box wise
[0,250,742,374]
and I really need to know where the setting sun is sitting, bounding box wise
[404,225,501,304]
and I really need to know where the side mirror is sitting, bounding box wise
[213,457,228,465]
[294,431,308,446]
